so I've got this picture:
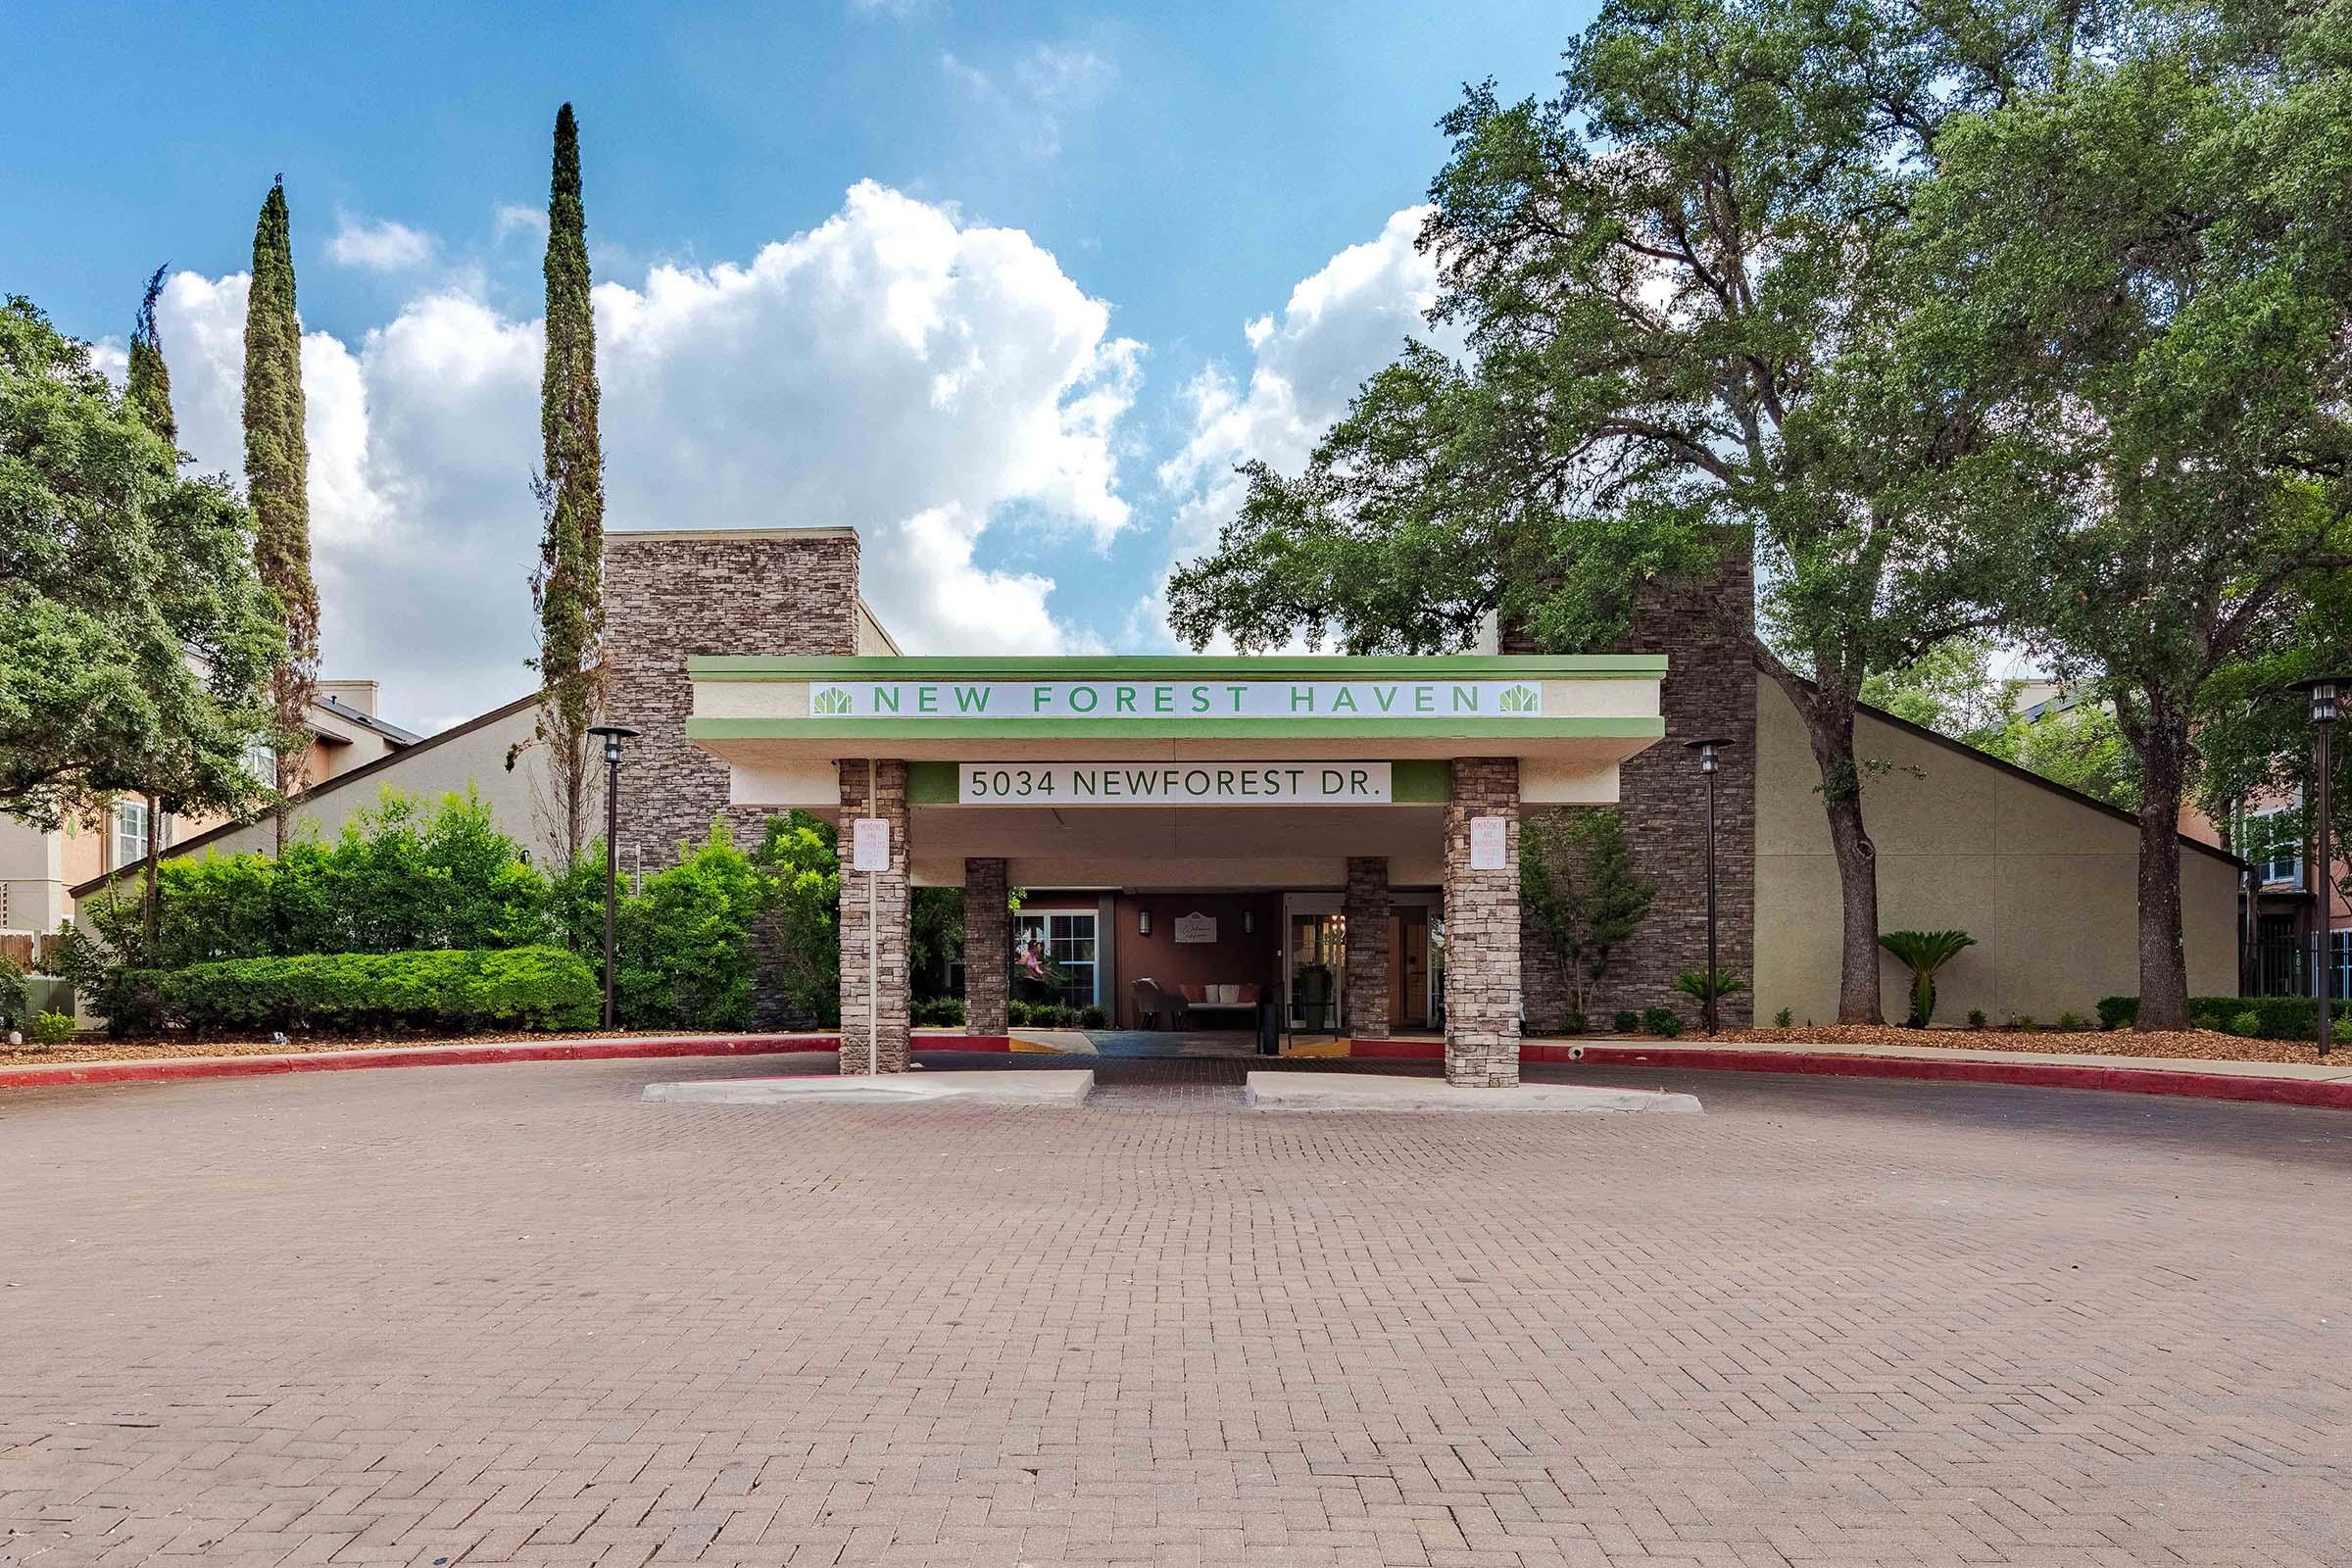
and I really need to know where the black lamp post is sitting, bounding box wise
[587,723,639,1030]
[1685,736,1734,1036]
[2292,676,2343,1058]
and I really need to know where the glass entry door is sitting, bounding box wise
[1284,893,1346,1033]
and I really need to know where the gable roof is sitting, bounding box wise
[72,691,541,900]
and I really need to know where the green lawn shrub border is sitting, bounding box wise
[2097,994,2327,1039]
[130,946,597,1036]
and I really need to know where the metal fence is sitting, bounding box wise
[2247,933,2347,1000]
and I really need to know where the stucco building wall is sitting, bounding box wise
[1753,673,2239,1025]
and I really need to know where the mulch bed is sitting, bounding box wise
[1712,1022,2331,1067]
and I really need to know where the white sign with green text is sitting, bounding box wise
[810,679,1543,719]
[959,761,1394,806]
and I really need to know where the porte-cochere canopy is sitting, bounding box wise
[683,654,1667,889]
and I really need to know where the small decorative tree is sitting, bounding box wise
[1520,809,1656,1029]
[1878,930,1976,1027]
[1672,969,1746,1030]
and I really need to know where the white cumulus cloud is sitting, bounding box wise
[324,213,437,272]
[1137,205,1455,649]
[153,180,1142,730]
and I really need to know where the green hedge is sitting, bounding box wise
[2097,994,2323,1039]
[137,946,597,1035]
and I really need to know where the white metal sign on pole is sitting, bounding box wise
[858,760,885,1073]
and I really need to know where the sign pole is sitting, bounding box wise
[868,758,879,1075]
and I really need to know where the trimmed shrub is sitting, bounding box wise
[2097,995,2326,1039]
[557,824,775,1031]
[1611,1009,1641,1033]
[2227,1009,2262,1038]
[1641,1005,1683,1038]
[85,788,551,969]
[0,956,25,1029]
[1079,1005,1107,1029]
[151,946,596,1035]
[911,997,967,1027]
[27,1010,74,1046]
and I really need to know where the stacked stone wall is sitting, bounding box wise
[1510,542,1756,1031]
[603,531,863,1028]
[1343,858,1392,1040]
[602,532,861,866]
[963,858,1009,1037]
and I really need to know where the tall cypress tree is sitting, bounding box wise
[242,176,319,847]
[529,102,607,865]
[124,265,177,449]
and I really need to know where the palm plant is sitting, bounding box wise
[1877,930,1976,1026]
[1671,969,1746,1006]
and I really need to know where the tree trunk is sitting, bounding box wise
[272,736,309,854]
[1819,763,1886,1024]
[1762,657,1885,1023]
[2131,716,2192,1030]
[140,793,162,958]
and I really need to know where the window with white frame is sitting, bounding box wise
[1011,910,1097,1011]
[244,737,277,787]
[110,799,150,868]
[2244,808,2302,886]
[2334,929,2350,1004]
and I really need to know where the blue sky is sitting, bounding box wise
[5,0,1591,728]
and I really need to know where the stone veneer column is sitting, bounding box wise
[1344,857,1391,1041]
[1445,760,1522,1087]
[837,760,911,1074]
[962,858,1009,1037]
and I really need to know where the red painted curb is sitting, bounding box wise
[0,1034,1018,1091]
[1348,1038,2352,1110]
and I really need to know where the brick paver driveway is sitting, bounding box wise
[2,1055,2348,1567]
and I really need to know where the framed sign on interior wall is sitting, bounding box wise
[1172,911,1218,944]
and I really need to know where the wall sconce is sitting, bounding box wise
[1138,907,1152,937]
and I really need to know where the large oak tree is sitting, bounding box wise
[1893,2,2352,1025]
[0,297,281,929]
[1169,0,2087,1020]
